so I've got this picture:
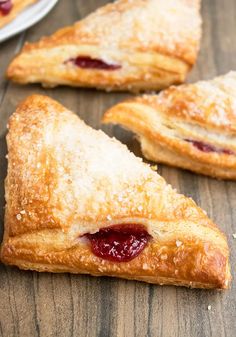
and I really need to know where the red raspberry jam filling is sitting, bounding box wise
[185,139,234,155]
[0,0,13,15]
[84,224,151,262]
[67,56,121,70]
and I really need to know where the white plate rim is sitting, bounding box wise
[0,0,59,43]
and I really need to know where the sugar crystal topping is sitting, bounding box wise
[142,71,236,132]
[76,0,201,64]
[8,96,175,235]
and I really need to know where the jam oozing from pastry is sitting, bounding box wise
[85,224,151,262]
[69,56,121,71]
[0,0,13,15]
[185,139,234,155]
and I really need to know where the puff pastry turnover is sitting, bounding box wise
[0,0,37,29]
[103,71,236,180]
[7,0,202,92]
[0,95,230,289]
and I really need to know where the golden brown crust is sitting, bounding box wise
[6,0,202,92]
[0,0,37,29]
[1,94,230,289]
[103,72,236,179]
[2,234,230,289]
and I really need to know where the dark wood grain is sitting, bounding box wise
[0,1,236,336]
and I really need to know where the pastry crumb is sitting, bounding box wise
[207,305,212,311]
[232,233,236,239]
[142,263,148,270]
[137,205,143,212]
[150,165,158,171]
[176,240,182,247]
[160,254,168,260]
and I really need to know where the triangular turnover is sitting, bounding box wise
[1,95,230,289]
[7,0,202,92]
[103,72,236,179]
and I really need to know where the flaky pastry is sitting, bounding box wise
[0,0,37,29]
[103,71,236,180]
[0,95,230,289]
[7,0,202,92]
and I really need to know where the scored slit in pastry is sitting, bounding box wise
[0,95,230,289]
[0,0,38,29]
[6,0,202,92]
[103,71,236,180]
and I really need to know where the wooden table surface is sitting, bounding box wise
[0,1,236,336]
